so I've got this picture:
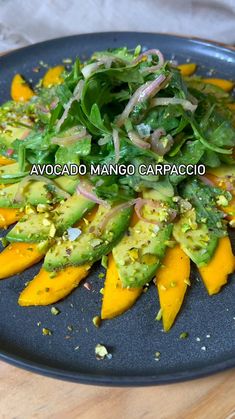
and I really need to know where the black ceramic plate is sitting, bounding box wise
[0,33,235,386]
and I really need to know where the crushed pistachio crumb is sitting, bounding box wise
[98,273,105,279]
[154,351,161,361]
[95,343,109,360]
[51,306,60,316]
[42,328,52,336]
[92,316,101,328]
[155,308,162,321]
[179,332,188,339]
[101,255,108,269]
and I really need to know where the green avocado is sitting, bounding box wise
[112,218,172,288]
[173,209,219,267]
[43,204,133,271]
[0,163,28,184]
[6,193,95,243]
[0,176,79,208]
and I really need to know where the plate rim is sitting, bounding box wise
[0,31,235,386]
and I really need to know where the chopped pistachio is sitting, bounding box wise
[155,308,162,321]
[154,351,161,361]
[98,273,105,279]
[95,343,109,360]
[184,278,191,286]
[92,316,101,328]
[67,325,73,332]
[216,195,228,207]
[101,255,108,269]
[51,306,60,315]
[42,327,52,336]
[179,332,188,339]
[100,288,104,295]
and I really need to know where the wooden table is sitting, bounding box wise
[0,360,235,418]
[1,40,235,419]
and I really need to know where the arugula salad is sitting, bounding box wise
[0,46,234,332]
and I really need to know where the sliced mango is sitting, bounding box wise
[101,254,142,319]
[42,65,64,88]
[11,74,34,101]
[155,244,190,332]
[0,208,23,228]
[0,156,15,166]
[18,264,91,306]
[0,243,44,279]
[178,63,196,77]
[202,78,234,92]
[228,103,235,111]
[199,236,235,295]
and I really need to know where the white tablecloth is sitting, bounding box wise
[0,0,234,51]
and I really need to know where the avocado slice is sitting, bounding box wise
[7,194,95,243]
[43,204,133,271]
[0,176,78,208]
[173,209,219,267]
[0,163,28,184]
[112,218,172,288]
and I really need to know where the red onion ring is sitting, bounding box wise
[51,127,88,146]
[6,148,14,156]
[151,97,197,112]
[113,129,120,162]
[134,198,162,225]
[150,129,173,156]
[128,130,150,149]
[77,180,110,208]
[198,175,216,186]
[133,49,164,73]
[56,80,84,132]
[116,74,166,127]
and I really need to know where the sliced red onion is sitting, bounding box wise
[113,128,120,162]
[51,127,88,146]
[151,97,198,112]
[14,175,70,203]
[82,57,113,79]
[133,49,164,73]
[116,74,166,127]
[150,129,173,156]
[134,198,161,225]
[6,148,14,156]
[77,180,110,208]
[81,62,102,79]
[56,80,84,132]
[198,175,216,186]
[20,129,31,140]
[128,130,150,149]
[98,200,136,231]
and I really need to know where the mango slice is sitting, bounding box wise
[0,207,23,228]
[155,244,190,332]
[228,103,235,111]
[0,156,15,166]
[18,264,91,306]
[42,65,64,87]
[202,78,234,92]
[0,243,44,279]
[101,254,142,319]
[199,236,235,295]
[178,63,197,77]
[11,74,34,101]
